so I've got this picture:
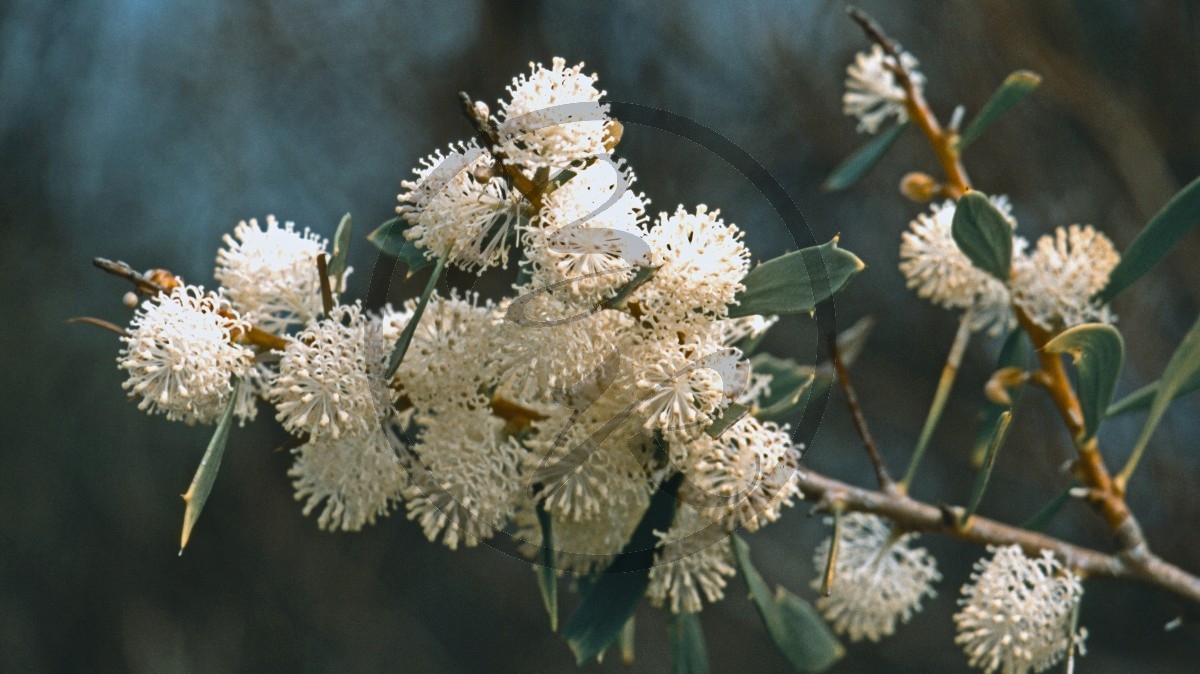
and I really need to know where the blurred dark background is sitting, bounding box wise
[3,0,1200,671]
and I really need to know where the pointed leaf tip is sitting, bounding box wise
[180,378,242,552]
[1045,324,1124,442]
[958,70,1042,149]
[823,122,909,192]
[730,239,864,318]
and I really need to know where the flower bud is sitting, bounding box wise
[900,172,939,203]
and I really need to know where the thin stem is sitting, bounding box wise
[458,91,541,205]
[821,504,844,596]
[66,316,127,337]
[796,468,1200,606]
[901,310,972,490]
[830,333,896,492]
[316,253,334,317]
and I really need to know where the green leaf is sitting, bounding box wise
[731,536,843,672]
[669,612,710,674]
[958,70,1042,149]
[951,191,1014,281]
[1021,480,1079,531]
[535,503,558,632]
[730,239,865,318]
[822,122,909,192]
[368,217,434,277]
[562,473,683,664]
[961,411,1012,526]
[972,328,1030,467]
[327,212,353,283]
[385,256,446,379]
[1107,369,1200,417]
[705,402,750,438]
[1098,176,1200,303]
[1044,324,1124,442]
[600,266,658,310]
[749,354,816,422]
[180,378,241,553]
[1119,314,1200,483]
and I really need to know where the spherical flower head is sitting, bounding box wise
[954,545,1086,674]
[403,406,526,550]
[1012,224,1119,331]
[270,302,391,441]
[215,215,333,333]
[899,198,1024,336]
[118,285,252,425]
[810,513,941,642]
[397,141,523,273]
[525,159,651,303]
[289,423,407,532]
[496,58,611,169]
[683,416,803,531]
[647,506,736,614]
[640,205,751,323]
[630,338,749,439]
[843,44,925,134]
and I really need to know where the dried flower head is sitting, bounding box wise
[899,198,1024,336]
[843,44,925,134]
[496,58,611,169]
[954,545,1086,674]
[811,513,941,642]
[1012,224,1119,330]
[119,285,252,424]
[215,216,333,333]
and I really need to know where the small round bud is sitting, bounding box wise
[900,172,939,203]
[145,268,182,292]
[472,162,495,184]
[472,100,489,120]
[122,292,139,308]
[603,119,624,151]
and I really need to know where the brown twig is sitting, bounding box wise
[830,333,897,493]
[797,468,1200,606]
[316,253,334,317]
[457,92,541,203]
[93,258,168,296]
[66,316,128,337]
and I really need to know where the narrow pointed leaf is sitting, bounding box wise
[1044,324,1124,442]
[749,354,816,422]
[958,71,1042,149]
[1107,369,1200,417]
[1121,314,1200,481]
[1021,481,1079,532]
[972,329,1030,466]
[1097,175,1200,303]
[822,122,909,191]
[731,536,844,672]
[730,239,865,318]
[562,473,683,664]
[535,502,558,632]
[669,612,710,674]
[180,378,241,553]
[368,217,435,276]
[952,191,1014,281]
[961,411,1012,526]
[327,213,353,282]
[385,256,446,379]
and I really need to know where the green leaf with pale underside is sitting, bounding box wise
[952,191,1013,282]
[1044,324,1124,442]
[822,122,908,192]
[730,239,864,318]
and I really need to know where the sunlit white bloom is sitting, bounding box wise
[215,216,333,333]
[843,44,924,134]
[640,205,751,323]
[271,302,390,441]
[119,285,252,424]
[397,141,523,273]
[954,545,1086,674]
[631,338,748,438]
[647,506,735,614]
[403,407,526,550]
[289,424,407,532]
[684,416,802,531]
[525,159,651,302]
[1011,224,1119,330]
[899,198,1024,336]
[232,361,276,426]
[496,58,611,169]
[811,513,941,642]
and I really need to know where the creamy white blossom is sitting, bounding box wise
[954,545,1086,674]
[118,285,252,424]
[215,216,334,333]
[811,513,941,642]
[640,205,751,324]
[397,141,523,273]
[496,58,611,169]
[629,336,747,439]
[647,506,735,614]
[899,198,1024,336]
[271,302,391,441]
[1012,224,1119,330]
[843,44,924,134]
[289,424,407,532]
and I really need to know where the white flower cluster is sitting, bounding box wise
[843,44,925,134]
[954,545,1086,674]
[114,59,806,614]
[899,198,1119,335]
